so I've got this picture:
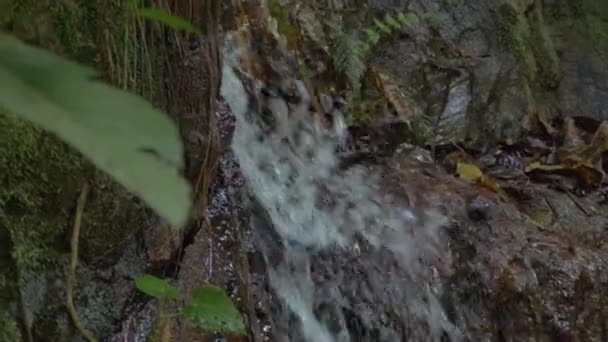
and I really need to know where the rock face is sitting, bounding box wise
[321,0,608,145]
[396,153,608,341]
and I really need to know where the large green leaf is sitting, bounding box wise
[135,8,201,34]
[0,33,191,226]
[135,274,182,300]
[184,285,246,334]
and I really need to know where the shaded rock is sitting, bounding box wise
[144,221,182,269]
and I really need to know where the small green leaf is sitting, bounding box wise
[384,14,402,30]
[135,274,182,300]
[364,28,381,45]
[184,285,246,334]
[421,12,443,26]
[397,12,420,26]
[374,18,392,34]
[135,8,201,34]
[359,42,371,53]
[0,34,191,226]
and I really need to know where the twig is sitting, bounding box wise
[66,182,97,342]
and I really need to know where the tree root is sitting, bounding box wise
[66,182,97,342]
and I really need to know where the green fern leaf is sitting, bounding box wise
[327,19,369,93]
[385,14,402,30]
[359,42,371,53]
[364,28,381,45]
[374,18,392,34]
[421,12,443,26]
[397,12,420,26]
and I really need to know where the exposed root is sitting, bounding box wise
[66,182,96,342]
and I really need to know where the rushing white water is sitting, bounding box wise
[221,32,460,341]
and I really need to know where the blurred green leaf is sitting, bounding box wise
[0,33,191,226]
[397,12,420,26]
[385,14,402,30]
[184,285,246,334]
[135,274,182,300]
[374,18,392,34]
[365,28,381,45]
[135,8,201,34]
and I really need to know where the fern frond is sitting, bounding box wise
[325,10,443,99]
[373,18,392,34]
[364,28,381,45]
[327,19,367,92]
[397,12,420,27]
[421,11,443,26]
[384,14,402,30]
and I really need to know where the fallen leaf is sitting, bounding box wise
[457,162,484,183]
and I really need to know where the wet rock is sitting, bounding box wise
[144,221,182,269]
[395,156,608,341]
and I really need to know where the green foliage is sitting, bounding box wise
[327,19,367,93]
[496,3,561,88]
[0,310,22,342]
[135,274,182,300]
[0,33,191,226]
[328,11,440,94]
[268,0,299,44]
[135,274,246,334]
[185,285,246,333]
[1,112,87,271]
[134,7,201,34]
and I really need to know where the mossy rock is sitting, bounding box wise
[1,0,161,339]
[496,2,561,87]
[28,265,115,340]
[0,310,22,342]
[1,113,88,272]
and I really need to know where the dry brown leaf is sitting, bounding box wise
[443,150,475,173]
[526,160,605,188]
[581,120,608,164]
[561,117,586,152]
[368,65,413,127]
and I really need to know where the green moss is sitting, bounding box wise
[350,109,373,126]
[580,1,608,54]
[0,310,22,342]
[528,3,561,88]
[1,113,88,272]
[268,0,299,46]
[497,3,538,82]
[80,173,147,263]
[50,2,87,54]
[497,2,561,91]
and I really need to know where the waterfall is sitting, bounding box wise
[220,32,461,341]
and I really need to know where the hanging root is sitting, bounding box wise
[66,182,97,342]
